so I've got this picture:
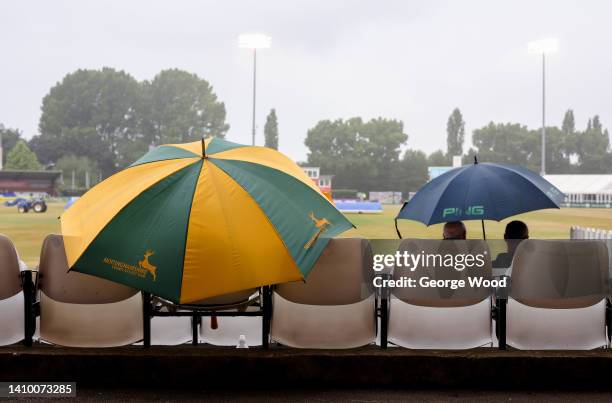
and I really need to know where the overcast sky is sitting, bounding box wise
[1,0,611,161]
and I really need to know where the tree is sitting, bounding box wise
[0,125,22,166]
[264,109,279,149]
[592,115,603,133]
[398,149,428,195]
[56,155,100,189]
[467,122,573,173]
[360,118,408,190]
[305,117,407,192]
[35,68,143,174]
[427,150,451,166]
[560,109,578,166]
[140,69,229,146]
[446,108,465,156]
[5,140,42,170]
[562,109,575,135]
[532,126,571,174]
[33,68,230,174]
[31,127,115,175]
[575,115,610,173]
[305,118,373,191]
[469,122,538,169]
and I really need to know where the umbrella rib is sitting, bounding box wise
[481,168,502,221]
[461,167,477,221]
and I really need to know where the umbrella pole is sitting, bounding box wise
[481,220,486,240]
[395,218,403,239]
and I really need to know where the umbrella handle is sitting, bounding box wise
[395,218,403,239]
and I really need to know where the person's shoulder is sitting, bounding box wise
[493,252,512,268]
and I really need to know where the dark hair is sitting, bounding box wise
[443,221,466,240]
[504,220,528,240]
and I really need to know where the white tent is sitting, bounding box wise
[544,175,612,205]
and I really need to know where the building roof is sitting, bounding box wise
[544,174,612,195]
[0,170,62,181]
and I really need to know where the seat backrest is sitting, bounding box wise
[0,234,24,346]
[38,234,143,347]
[38,234,138,304]
[392,239,492,307]
[272,239,375,348]
[510,239,609,308]
[0,234,21,301]
[275,238,373,305]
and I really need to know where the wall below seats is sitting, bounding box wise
[2,346,612,390]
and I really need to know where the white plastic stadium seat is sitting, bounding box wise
[507,239,609,350]
[271,238,376,349]
[387,239,493,349]
[149,315,193,346]
[37,234,143,347]
[0,234,25,345]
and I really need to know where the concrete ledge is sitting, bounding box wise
[2,346,612,390]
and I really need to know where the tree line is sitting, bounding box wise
[304,108,611,197]
[2,68,228,181]
[0,67,610,196]
[0,67,285,191]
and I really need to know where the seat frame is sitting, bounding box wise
[20,270,36,347]
[142,286,272,348]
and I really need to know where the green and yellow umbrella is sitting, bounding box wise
[60,138,353,304]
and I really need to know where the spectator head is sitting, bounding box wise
[504,220,529,240]
[443,221,467,240]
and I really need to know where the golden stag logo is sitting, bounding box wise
[304,212,331,249]
[138,249,157,281]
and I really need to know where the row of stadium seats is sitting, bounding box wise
[0,234,610,350]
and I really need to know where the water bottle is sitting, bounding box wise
[236,334,249,349]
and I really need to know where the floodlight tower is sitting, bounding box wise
[238,33,272,146]
[528,38,559,176]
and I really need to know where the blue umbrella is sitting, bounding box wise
[395,158,565,239]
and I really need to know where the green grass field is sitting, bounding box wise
[343,205,612,239]
[0,202,65,268]
[2,202,612,267]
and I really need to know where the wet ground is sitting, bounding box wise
[36,388,612,402]
[5,346,612,401]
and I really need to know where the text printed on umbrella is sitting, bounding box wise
[442,205,485,218]
[102,249,158,282]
